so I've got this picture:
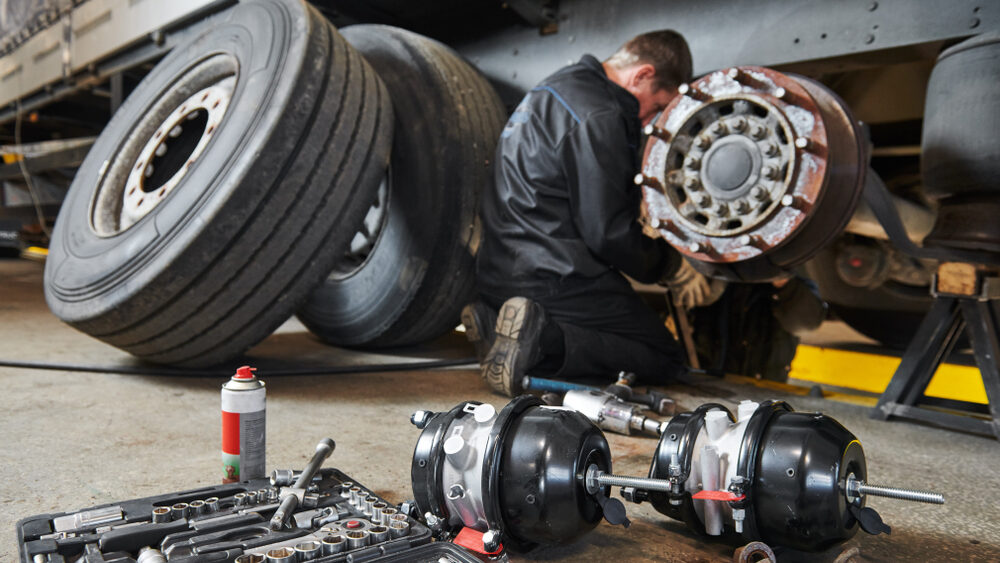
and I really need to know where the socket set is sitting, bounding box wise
[16,469,434,563]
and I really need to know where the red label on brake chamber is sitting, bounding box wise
[692,490,746,502]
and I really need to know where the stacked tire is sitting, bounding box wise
[43,0,506,366]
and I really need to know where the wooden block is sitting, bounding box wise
[936,262,978,296]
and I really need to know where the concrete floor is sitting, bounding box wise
[2,257,999,562]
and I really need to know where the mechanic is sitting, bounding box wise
[463,30,713,396]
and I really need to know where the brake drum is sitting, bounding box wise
[638,67,867,282]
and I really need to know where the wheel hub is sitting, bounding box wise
[639,67,866,281]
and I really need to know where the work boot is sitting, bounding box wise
[460,301,497,364]
[481,297,549,396]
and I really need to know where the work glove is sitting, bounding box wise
[661,258,726,309]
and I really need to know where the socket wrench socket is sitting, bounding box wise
[205,497,220,512]
[246,491,258,505]
[257,490,269,504]
[340,482,354,500]
[389,520,410,539]
[294,541,321,561]
[151,506,171,523]
[379,507,397,524]
[389,513,408,523]
[371,502,388,523]
[170,503,189,520]
[264,547,296,563]
[346,530,370,550]
[233,493,247,507]
[188,500,206,515]
[270,469,295,487]
[321,534,346,555]
[348,486,362,506]
[363,495,377,516]
[369,525,389,544]
[234,555,264,563]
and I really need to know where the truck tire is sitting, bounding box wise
[43,0,393,366]
[297,25,507,348]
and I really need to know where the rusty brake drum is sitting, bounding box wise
[638,66,867,282]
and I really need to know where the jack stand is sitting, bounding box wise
[870,263,1000,439]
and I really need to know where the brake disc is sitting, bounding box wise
[638,66,867,282]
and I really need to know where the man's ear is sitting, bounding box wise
[632,63,657,87]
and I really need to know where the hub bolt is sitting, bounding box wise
[696,135,713,150]
[697,194,712,208]
[763,165,779,180]
[751,186,768,201]
[684,177,702,190]
[751,125,767,140]
[731,117,748,132]
[715,203,729,216]
[685,156,701,171]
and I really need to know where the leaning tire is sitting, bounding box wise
[297,25,507,347]
[43,0,393,366]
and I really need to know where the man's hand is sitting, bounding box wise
[661,259,725,309]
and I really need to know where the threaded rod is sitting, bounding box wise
[859,482,944,504]
[595,472,673,493]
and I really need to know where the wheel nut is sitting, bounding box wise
[697,194,712,208]
[711,122,727,135]
[751,186,768,201]
[763,165,779,179]
[696,135,712,150]
[765,143,779,157]
[684,177,701,190]
[735,200,751,213]
[731,117,748,132]
[751,125,767,140]
[715,203,729,216]
[685,156,701,170]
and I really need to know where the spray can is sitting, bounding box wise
[221,366,266,483]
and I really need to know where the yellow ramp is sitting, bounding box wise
[790,344,988,404]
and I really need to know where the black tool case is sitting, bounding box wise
[16,468,440,563]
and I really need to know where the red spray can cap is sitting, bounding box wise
[233,366,257,380]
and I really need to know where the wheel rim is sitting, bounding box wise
[328,171,390,279]
[90,54,237,236]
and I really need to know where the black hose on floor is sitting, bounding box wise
[0,357,478,377]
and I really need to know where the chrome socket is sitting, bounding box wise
[379,507,398,524]
[389,513,408,523]
[348,486,362,506]
[188,500,207,515]
[270,469,295,487]
[151,506,171,523]
[246,491,258,505]
[205,497,220,512]
[388,520,409,539]
[346,530,370,550]
[340,482,354,500]
[234,555,264,563]
[264,547,296,563]
[233,492,247,507]
[363,495,377,516]
[371,502,388,523]
[294,540,321,561]
[321,534,346,555]
[257,490,268,504]
[170,503,189,520]
[266,489,278,504]
[369,525,389,544]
